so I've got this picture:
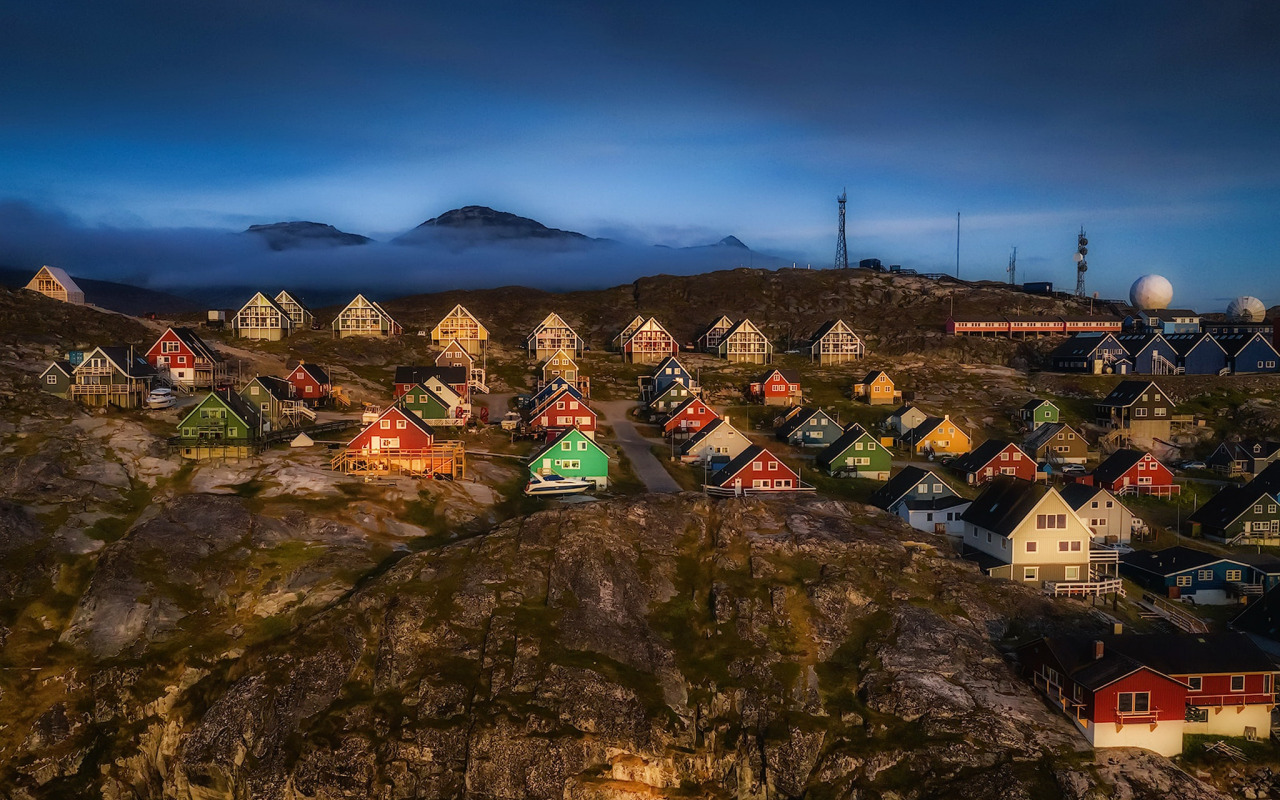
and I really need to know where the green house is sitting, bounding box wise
[40,360,73,398]
[239,376,297,429]
[399,383,455,422]
[176,389,263,460]
[1020,399,1060,430]
[529,427,609,489]
[816,423,892,480]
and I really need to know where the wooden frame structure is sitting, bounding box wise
[234,292,294,340]
[273,290,314,329]
[331,442,465,479]
[431,304,489,355]
[332,294,402,338]
[528,312,584,359]
[25,266,84,304]
[809,319,865,364]
[718,318,772,364]
[621,317,678,364]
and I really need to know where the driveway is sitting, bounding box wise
[596,400,682,494]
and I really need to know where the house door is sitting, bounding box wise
[370,436,381,454]
[733,478,742,496]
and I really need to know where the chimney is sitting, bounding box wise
[1093,640,1105,660]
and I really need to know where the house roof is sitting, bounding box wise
[1232,583,1280,644]
[902,416,962,445]
[31,266,84,297]
[165,327,223,363]
[1142,308,1200,321]
[1216,332,1279,358]
[1049,333,1119,360]
[181,388,262,431]
[809,319,859,343]
[902,496,971,512]
[652,355,689,375]
[1020,398,1056,412]
[1022,422,1080,455]
[859,370,890,385]
[668,395,713,420]
[292,361,331,385]
[433,303,488,336]
[816,423,876,466]
[958,477,1051,538]
[1112,332,1167,357]
[43,360,72,377]
[246,375,294,402]
[950,439,1022,475]
[709,444,792,485]
[532,387,593,419]
[694,315,734,341]
[759,368,801,385]
[273,290,311,312]
[680,417,745,454]
[394,365,465,386]
[1030,637,1160,692]
[719,317,766,342]
[1251,462,1280,496]
[1187,483,1275,530]
[1091,449,1152,487]
[1099,633,1273,677]
[84,347,157,378]
[1096,380,1164,409]
[1215,439,1280,465]
[888,404,920,420]
[1058,483,1119,513]
[529,426,604,463]
[1120,545,1222,577]
[867,466,951,510]
[777,407,831,437]
[1163,332,1224,357]
[239,292,293,323]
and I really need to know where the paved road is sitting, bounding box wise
[596,400,682,494]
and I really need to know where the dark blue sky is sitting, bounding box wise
[2,1,1278,305]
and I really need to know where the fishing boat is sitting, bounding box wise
[524,473,593,496]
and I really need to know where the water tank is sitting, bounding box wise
[1227,296,1266,323]
[1129,275,1173,310]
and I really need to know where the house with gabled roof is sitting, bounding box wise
[1022,422,1089,465]
[1019,399,1059,431]
[640,356,698,402]
[886,404,929,436]
[867,466,968,533]
[853,370,900,405]
[39,360,73,398]
[817,424,892,480]
[679,418,752,466]
[1095,380,1174,446]
[273,290,313,329]
[1090,449,1177,497]
[808,319,865,365]
[145,327,226,388]
[612,315,647,351]
[663,396,718,439]
[1217,332,1280,374]
[398,383,466,427]
[1120,545,1280,601]
[1112,332,1179,375]
[622,317,679,364]
[648,381,698,416]
[900,415,970,456]
[529,428,609,489]
[749,368,801,406]
[1059,483,1142,545]
[332,294,402,338]
[1049,333,1130,374]
[332,405,465,479]
[950,440,1035,485]
[527,312,583,359]
[1188,483,1280,545]
[431,304,488,355]
[695,315,735,352]
[1132,308,1201,334]
[436,338,475,371]
[540,348,581,387]
[240,376,311,429]
[529,388,597,440]
[1164,332,1228,376]
[25,266,85,304]
[175,389,264,460]
[1208,439,1280,477]
[959,477,1106,592]
[233,292,294,340]
[70,346,156,408]
[286,361,331,407]
[717,318,772,364]
[775,407,839,447]
[394,366,469,401]
[706,445,808,496]
[529,378,581,412]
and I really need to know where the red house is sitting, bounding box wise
[662,396,718,439]
[749,369,802,407]
[287,361,331,406]
[529,388,598,441]
[144,327,226,388]
[1092,449,1178,497]
[949,440,1036,485]
[707,445,806,495]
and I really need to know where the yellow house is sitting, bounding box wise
[431,304,489,355]
[903,414,970,455]
[854,370,901,405]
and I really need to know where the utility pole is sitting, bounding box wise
[1007,246,1017,285]
[955,212,961,278]
[835,189,849,269]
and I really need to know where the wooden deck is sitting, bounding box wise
[330,442,466,479]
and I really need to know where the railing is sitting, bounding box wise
[1230,581,1266,596]
[330,442,466,478]
[704,482,817,497]
[70,383,144,396]
[1113,707,1161,723]
[1044,578,1125,597]
[75,364,115,376]
[1189,692,1278,708]
[1140,593,1210,634]
[1089,547,1121,564]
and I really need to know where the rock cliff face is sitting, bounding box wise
[2,493,1228,799]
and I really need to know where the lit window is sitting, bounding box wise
[380,420,390,429]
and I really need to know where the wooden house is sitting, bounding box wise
[959,478,1107,593]
[640,356,698,403]
[663,396,718,440]
[1188,484,1280,545]
[679,418,752,466]
[717,318,772,364]
[1133,308,1202,334]
[286,362,332,406]
[886,404,929,436]
[1218,332,1280,374]
[1121,546,1280,602]
[432,304,489,355]
[695,315,734,352]
[1112,333,1179,375]
[529,389,597,441]
[145,327,226,388]
[529,428,609,489]
[868,466,969,534]
[649,381,699,416]
[398,384,467,428]
[24,266,85,304]
[332,405,464,479]
[40,360,73,398]
[332,294,402,338]
[1059,484,1142,545]
[394,366,469,402]
[1022,422,1089,465]
[240,376,313,429]
[817,424,892,481]
[1208,440,1280,477]
[808,319,865,365]
[776,407,840,447]
[435,338,487,392]
[529,379,582,413]
[1019,399,1059,431]
[233,292,294,340]
[1049,333,1130,374]
[950,440,1035,485]
[1165,332,1228,376]
[706,445,806,496]
[1095,380,1173,446]
[527,313,583,359]
[852,370,900,405]
[900,415,970,456]
[622,317,679,364]
[541,348,589,396]
[175,389,264,460]
[749,368,801,406]
[70,346,156,408]
[273,290,314,329]
[1091,449,1178,497]
[612,315,647,351]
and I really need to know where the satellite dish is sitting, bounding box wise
[1078,246,1088,256]
[1073,253,1084,262]
[1078,237,1088,246]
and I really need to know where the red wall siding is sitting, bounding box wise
[1092,669,1187,724]
[664,400,717,433]
[973,445,1037,484]
[719,452,799,488]
[535,397,596,433]
[348,408,433,452]
[1184,672,1274,705]
[146,330,194,367]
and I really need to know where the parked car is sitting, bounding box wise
[1059,463,1087,475]
[145,388,175,409]
[1178,460,1207,471]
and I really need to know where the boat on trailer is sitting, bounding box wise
[524,473,593,496]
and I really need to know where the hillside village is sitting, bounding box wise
[11,262,1280,795]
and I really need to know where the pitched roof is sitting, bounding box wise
[709,444,793,484]
[1187,483,1274,530]
[859,370,890,385]
[1163,331,1224,357]
[720,317,766,341]
[1022,422,1080,454]
[31,266,84,297]
[694,315,734,342]
[273,290,312,313]
[238,291,293,323]
[1120,545,1222,577]
[1091,449,1151,487]
[1112,332,1166,356]
[668,395,714,420]
[292,362,331,384]
[181,388,262,431]
[394,365,466,386]
[1028,637,1161,692]
[1142,308,1200,321]
[1232,583,1280,642]
[166,327,223,363]
[680,417,745,454]
[1216,332,1279,358]
[950,439,1021,474]
[1020,398,1056,412]
[1251,461,1280,495]
[816,423,877,466]
[776,406,829,437]
[809,319,859,343]
[1049,333,1120,360]
[1096,380,1163,409]
[83,346,157,378]
[867,466,951,510]
[43,360,72,377]
[529,426,604,463]
[245,375,294,402]
[1059,482,1111,511]
[759,368,800,384]
[958,477,1051,538]
[901,496,971,512]
[1100,633,1274,676]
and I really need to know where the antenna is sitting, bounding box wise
[1007,246,1017,285]
[955,212,961,278]
[834,189,848,269]
[1075,226,1089,297]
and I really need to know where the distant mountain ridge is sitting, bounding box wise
[245,221,372,250]
[394,205,598,246]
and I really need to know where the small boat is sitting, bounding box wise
[524,473,593,496]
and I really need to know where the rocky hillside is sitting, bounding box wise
[0,494,1230,799]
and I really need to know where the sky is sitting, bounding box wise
[2,1,1278,306]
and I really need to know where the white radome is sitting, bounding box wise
[1227,296,1266,323]
[1129,274,1174,310]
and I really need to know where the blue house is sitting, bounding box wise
[1165,332,1228,375]
[529,378,583,410]
[1114,333,1180,375]
[1218,333,1280,374]
[1138,309,1202,335]
[1120,545,1280,602]
[646,355,697,397]
[775,406,841,446]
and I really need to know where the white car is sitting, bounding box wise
[145,388,175,409]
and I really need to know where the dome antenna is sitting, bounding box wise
[1074,227,1089,297]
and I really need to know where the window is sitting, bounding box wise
[396,420,406,430]
[1091,501,1099,509]
[1023,567,1038,581]
[1065,566,1080,580]
[1197,569,1213,581]
[578,441,588,451]
[1226,569,1243,581]
[1026,541,1037,552]
[561,441,572,451]
[1134,408,1148,418]
[767,462,778,471]
[1037,514,1067,529]
[560,459,580,470]
[1000,452,1008,461]
[1116,692,1149,714]
[1186,677,1202,691]
[1255,504,1263,514]
[380,420,390,429]
[1154,407,1166,417]
[1177,575,1192,587]
[1231,675,1245,692]
[46,374,57,384]
[1058,540,1069,552]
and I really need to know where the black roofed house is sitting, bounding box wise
[1112,332,1180,376]
[144,326,227,389]
[749,368,801,406]
[1208,439,1280,477]
[886,404,929,436]
[1187,482,1280,545]
[394,365,469,402]
[1049,333,1130,374]
[1094,380,1174,448]
[175,388,266,461]
[808,319,865,365]
[273,290,314,329]
[1089,449,1178,498]
[1059,483,1143,545]
[69,346,157,409]
[1023,422,1089,466]
[39,360,73,398]
[852,370,900,405]
[679,417,752,467]
[1163,332,1228,376]
[1135,308,1202,335]
[817,423,893,481]
[949,439,1036,485]
[775,406,839,446]
[1215,332,1280,374]
[900,414,971,456]
[867,465,969,534]
[1119,545,1280,602]
[1019,398,1059,430]
[695,315,734,352]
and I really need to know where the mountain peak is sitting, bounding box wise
[244,221,372,251]
[398,206,592,245]
[718,235,748,249]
